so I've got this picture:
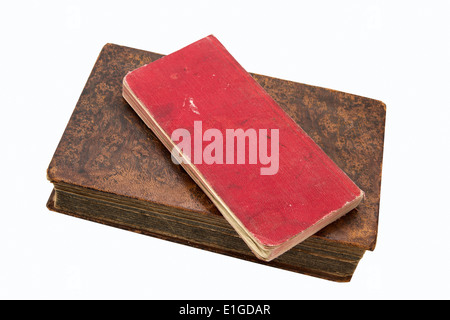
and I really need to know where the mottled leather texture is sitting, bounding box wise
[47,43,385,251]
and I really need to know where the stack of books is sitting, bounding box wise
[47,38,385,282]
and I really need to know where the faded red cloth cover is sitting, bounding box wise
[123,35,364,260]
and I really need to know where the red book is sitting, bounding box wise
[122,35,364,261]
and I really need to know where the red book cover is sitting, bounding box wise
[122,35,364,261]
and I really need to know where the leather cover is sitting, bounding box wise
[47,43,385,253]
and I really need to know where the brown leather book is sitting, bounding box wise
[46,43,386,282]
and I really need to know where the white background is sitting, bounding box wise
[1,1,449,299]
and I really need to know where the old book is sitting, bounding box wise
[122,35,364,261]
[46,43,385,282]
